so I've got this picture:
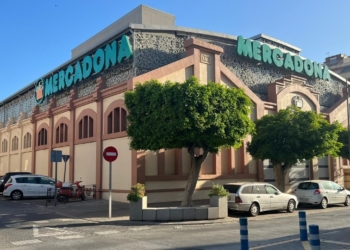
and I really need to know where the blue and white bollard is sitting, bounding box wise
[299,211,308,241]
[309,224,320,250]
[240,217,249,250]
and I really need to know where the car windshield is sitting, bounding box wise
[223,184,241,194]
[298,182,319,190]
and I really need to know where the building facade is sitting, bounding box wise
[0,5,349,203]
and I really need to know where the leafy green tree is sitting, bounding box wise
[125,76,254,206]
[338,128,350,160]
[247,106,343,192]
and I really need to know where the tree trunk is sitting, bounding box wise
[273,163,285,192]
[181,146,209,207]
[273,162,292,193]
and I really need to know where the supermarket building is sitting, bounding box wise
[0,5,349,202]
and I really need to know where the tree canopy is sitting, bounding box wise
[125,76,254,206]
[339,128,350,160]
[247,106,343,191]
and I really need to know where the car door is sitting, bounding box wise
[322,181,336,204]
[38,177,54,197]
[265,185,285,210]
[330,181,347,204]
[24,177,41,196]
[252,185,271,211]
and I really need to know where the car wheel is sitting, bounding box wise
[11,190,23,200]
[344,196,350,206]
[287,200,296,213]
[249,203,260,217]
[319,197,328,209]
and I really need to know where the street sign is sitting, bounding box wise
[51,150,62,163]
[62,155,70,162]
[103,147,118,162]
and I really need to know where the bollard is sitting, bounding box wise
[309,225,320,250]
[299,211,308,241]
[240,217,249,250]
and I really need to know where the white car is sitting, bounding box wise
[3,175,61,200]
[294,180,350,209]
[224,182,298,216]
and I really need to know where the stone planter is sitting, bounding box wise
[210,196,228,218]
[129,196,147,221]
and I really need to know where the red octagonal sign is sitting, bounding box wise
[103,146,118,162]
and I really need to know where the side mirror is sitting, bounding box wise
[50,181,54,185]
[274,192,279,195]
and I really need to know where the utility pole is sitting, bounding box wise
[346,80,350,162]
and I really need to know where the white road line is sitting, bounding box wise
[129,227,151,231]
[33,225,71,237]
[15,214,27,217]
[321,240,350,246]
[250,239,299,250]
[56,235,85,240]
[11,239,42,246]
[321,230,340,235]
[95,230,120,235]
[33,220,49,224]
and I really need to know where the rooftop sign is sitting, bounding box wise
[236,36,330,81]
[34,35,133,104]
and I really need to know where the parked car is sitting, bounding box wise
[0,172,32,193]
[0,176,3,183]
[3,174,63,200]
[224,182,298,216]
[294,180,350,209]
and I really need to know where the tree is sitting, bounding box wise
[125,76,254,206]
[338,128,350,160]
[247,106,343,192]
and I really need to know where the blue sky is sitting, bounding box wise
[1,0,349,102]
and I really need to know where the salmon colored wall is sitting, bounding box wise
[280,93,316,111]
[102,137,131,191]
[157,67,193,83]
[36,118,49,129]
[164,149,175,175]
[103,94,124,113]
[0,156,9,175]
[74,142,96,185]
[145,150,158,176]
[199,52,214,84]
[75,103,97,119]
[53,111,70,125]
[21,152,32,172]
[35,150,49,176]
[9,154,20,172]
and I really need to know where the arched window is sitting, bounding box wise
[23,132,32,149]
[107,107,127,134]
[78,115,93,139]
[12,136,19,151]
[56,123,68,143]
[38,128,48,146]
[1,139,8,153]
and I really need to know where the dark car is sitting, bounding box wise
[0,176,3,183]
[0,172,32,193]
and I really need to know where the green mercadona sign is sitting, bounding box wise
[34,35,133,104]
[236,36,330,81]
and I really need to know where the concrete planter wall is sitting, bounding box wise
[129,196,147,221]
[129,196,228,221]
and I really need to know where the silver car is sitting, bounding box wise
[224,182,298,216]
[294,180,350,209]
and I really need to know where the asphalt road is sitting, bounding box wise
[1,196,350,249]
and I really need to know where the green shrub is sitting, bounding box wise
[208,183,229,197]
[127,183,146,202]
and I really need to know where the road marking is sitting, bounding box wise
[129,227,151,231]
[322,230,340,235]
[11,239,42,246]
[0,214,9,216]
[95,230,120,235]
[301,241,311,250]
[33,225,72,237]
[33,220,49,224]
[15,214,27,217]
[250,239,299,249]
[56,235,85,239]
[59,218,74,222]
[321,240,350,246]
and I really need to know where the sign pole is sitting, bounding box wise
[54,161,58,207]
[109,161,112,219]
[63,161,67,183]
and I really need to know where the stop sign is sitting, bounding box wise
[103,146,118,162]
